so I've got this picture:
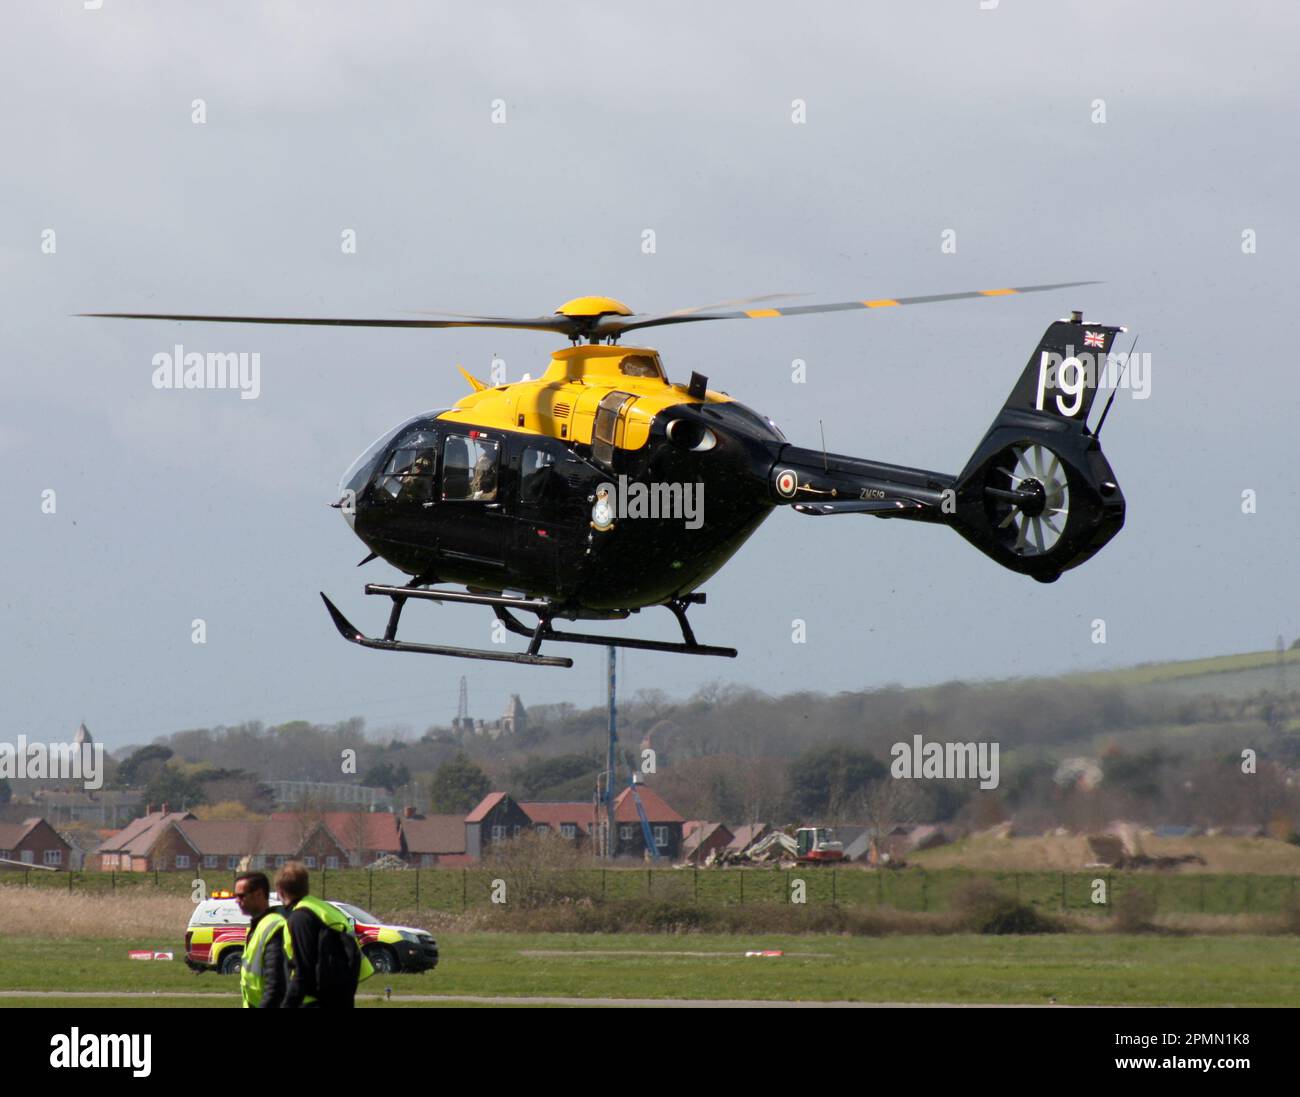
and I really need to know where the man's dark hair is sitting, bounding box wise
[235,871,271,896]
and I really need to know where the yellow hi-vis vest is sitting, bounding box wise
[240,909,287,1008]
[285,894,375,1005]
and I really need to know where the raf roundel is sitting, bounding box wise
[775,469,799,498]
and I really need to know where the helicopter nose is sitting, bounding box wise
[330,488,358,530]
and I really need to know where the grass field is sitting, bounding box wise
[3,884,1297,1006]
[14,861,1299,917]
[912,834,1300,875]
[2,932,1298,1006]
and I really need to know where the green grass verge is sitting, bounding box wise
[1,932,1297,1006]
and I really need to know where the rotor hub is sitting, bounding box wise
[1017,478,1048,517]
[555,296,633,318]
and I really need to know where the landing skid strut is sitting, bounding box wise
[319,584,737,667]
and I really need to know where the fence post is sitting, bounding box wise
[322,865,327,901]
[415,868,420,912]
[694,867,698,904]
[832,869,837,907]
[461,868,467,912]
[1107,873,1112,916]
[112,870,116,893]
[368,870,373,911]
[1245,876,1252,913]
[1199,876,1205,913]
[877,870,883,907]
[1060,872,1067,912]
[785,870,790,903]
[740,871,745,905]
[25,868,29,887]
[601,868,606,901]
[69,870,74,893]
[1015,873,1021,903]
[921,871,928,913]
[154,867,159,888]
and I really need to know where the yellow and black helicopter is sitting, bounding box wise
[86,283,1127,668]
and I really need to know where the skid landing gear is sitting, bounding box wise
[319,585,737,667]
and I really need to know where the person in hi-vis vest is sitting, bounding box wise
[234,871,288,1008]
[276,861,374,1008]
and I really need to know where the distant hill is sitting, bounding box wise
[87,644,1300,830]
[1069,648,1300,699]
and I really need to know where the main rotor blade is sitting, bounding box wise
[78,311,578,336]
[598,281,1101,337]
[660,292,810,317]
[81,280,1101,343]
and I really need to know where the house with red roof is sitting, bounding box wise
[517,801,597,841]
[94,807,196,871]
[464,786,685,860]
[270,811,403,867]
[400,814,470,866]
[464,792,532,859]
[95,808,350,873]
[610,785,684,859]
[0,818,73,871]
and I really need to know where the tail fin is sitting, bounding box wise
[950,312,1126,582]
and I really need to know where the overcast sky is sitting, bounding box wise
[3,1,1297,752]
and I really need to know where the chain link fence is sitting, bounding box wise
[5,866,1297,917]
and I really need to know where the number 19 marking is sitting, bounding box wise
[1036,352,1087,418]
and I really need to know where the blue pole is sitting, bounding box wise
[606,645,618,858]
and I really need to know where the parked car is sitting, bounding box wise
[185,891,438,976]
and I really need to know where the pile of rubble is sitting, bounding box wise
[1086,827,1207,871]
[365,853,410,871]
[706,831,799,867]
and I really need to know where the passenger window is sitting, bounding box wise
[520,447,556,506]
[442,435,501,502]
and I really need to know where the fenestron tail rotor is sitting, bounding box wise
[80,281,1100,344]
[990,443,1071,557]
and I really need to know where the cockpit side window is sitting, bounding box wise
[339,413,444,502]
[374,429,436,504]
[442,435,501,502]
